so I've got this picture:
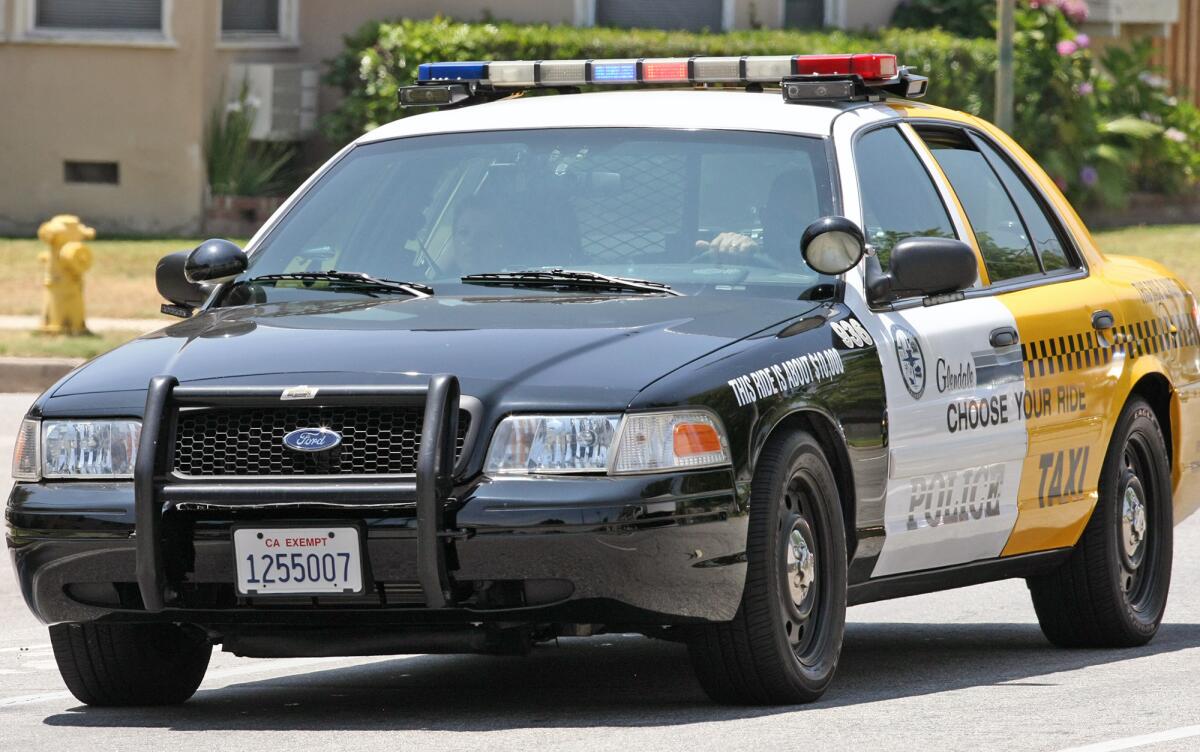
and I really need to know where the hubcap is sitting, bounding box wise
[787,527,816,606]
[1121,479,1148,566]
[784,517,818,620]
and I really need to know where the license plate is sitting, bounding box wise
[232,526,364,596]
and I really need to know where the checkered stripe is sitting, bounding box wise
[1117,313,1200,357]
[1021,331,1110,378]
[1021,314,1200,378]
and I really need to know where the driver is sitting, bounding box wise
[446,194,515,276]
[694,168,816,266]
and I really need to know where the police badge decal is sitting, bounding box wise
[893,324,926,399]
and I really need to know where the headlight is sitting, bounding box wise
[485,415,621,474]
[484,410,730,475]
[38,420,142,479]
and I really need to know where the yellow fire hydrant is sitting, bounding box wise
[37,214,95,335]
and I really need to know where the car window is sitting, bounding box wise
[234,128,838,303]
[922,133,1042,282]
[855,126,955,269]
[974,138,1074,273]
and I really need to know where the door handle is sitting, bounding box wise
[1092,309,1115,330]
[990,326,1019,348]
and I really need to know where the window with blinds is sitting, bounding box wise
[595,0,723,32]
[34,0,163,31]
[221,0,281,35]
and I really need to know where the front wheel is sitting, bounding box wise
[688,429,847,705]
[1027,397,1173,647]
[50,622,212,706]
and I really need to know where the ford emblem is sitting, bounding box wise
[282,427,343,453]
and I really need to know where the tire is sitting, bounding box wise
[1027,397,1173,648]
[688,429,848,705]
[49,622,212,706]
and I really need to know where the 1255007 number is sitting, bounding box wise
[244,552,352,586]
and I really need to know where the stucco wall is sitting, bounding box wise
[0,1,215,236]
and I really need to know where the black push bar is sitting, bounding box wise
[134,375,462,613]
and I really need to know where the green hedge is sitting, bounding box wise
[322,15,1200,208]
[322,18,996,145]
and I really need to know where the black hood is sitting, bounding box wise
[52,294,819,409]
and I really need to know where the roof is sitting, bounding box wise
[358,89,875,144]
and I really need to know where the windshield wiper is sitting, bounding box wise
[461,269,680,296]
[244,271,434,298]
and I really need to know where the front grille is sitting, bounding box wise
[172,405,469,476]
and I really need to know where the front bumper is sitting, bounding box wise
[6,467,747,627]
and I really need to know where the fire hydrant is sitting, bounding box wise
[37,214,94,335]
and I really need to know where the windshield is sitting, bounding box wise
[228,128,837,303]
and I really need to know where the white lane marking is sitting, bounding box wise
[1057,725,1200,752]
[0,654,409,708]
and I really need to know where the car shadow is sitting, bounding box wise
[42,620,1200,731]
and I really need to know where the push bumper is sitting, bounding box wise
[7,468,746,627]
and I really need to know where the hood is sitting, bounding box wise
[52,294,819,408]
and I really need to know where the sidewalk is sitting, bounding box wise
[0,315,167,333]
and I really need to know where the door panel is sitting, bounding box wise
[996,277,1117,554]
[864,299,1027,576]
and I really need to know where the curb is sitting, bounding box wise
[0,357,82,393]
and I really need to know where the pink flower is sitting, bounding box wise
[1057,40,1078,56]
[1165,128,1188,143]
[1057,0,1090,23]
[1076,81,1094,95]
[1074,33,1090,48]
[1080,166,1099,187]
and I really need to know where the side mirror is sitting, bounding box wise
[185,238,248,284]
[889,237,978,298]
[156,250,214,312]
[800,216,865,275]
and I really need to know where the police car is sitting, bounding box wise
[9,53,1200,707]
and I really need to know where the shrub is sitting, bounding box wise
[205,86,297,197]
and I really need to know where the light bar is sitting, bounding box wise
[415,53,902,88]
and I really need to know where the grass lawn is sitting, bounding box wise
[1091,224,1200,293]
[0,226,1195,359]
[0,237,245,320]
[0,329,145,359]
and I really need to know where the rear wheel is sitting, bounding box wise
[688,429,847,705]
[50,622,212,706]
[1027,397,1173,647]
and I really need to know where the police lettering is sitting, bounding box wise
[907,464,1005,530]
[947,395,1009,433]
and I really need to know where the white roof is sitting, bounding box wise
[358,89,879,144]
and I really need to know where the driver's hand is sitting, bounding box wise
[695,232,760,258]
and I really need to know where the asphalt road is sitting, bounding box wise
[2,392,1199,751]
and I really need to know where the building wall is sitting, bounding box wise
[1154,0,1200,103]
[0,0,875,237]
[0,1,217,236]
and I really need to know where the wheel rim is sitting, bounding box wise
[1117,433,1159,610]
[777,468,831,666]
